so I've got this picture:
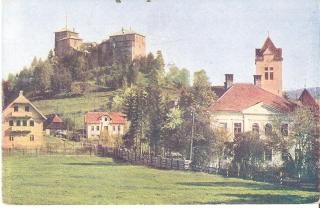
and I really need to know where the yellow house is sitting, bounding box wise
[2,91,46,149]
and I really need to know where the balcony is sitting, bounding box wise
[10,126,32,132]
[10,111,32,118]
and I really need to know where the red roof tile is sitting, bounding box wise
[208,83,293,113]
[85,112,126,124]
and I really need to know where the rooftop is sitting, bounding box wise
[85,112,126,124]
[208,83,294,113]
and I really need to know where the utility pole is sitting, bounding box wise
[190,108,195,161]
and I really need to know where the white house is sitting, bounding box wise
[84,112,127,139]
[209,82,294,165]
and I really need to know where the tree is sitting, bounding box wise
[33,60,53,93]
[233,132,265,178]
[289,106,318,181]
[165,65,190,88]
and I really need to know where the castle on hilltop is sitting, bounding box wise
[54,26,146,66]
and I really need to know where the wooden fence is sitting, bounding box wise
[96,145,191,170]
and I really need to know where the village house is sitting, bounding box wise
[2,91,46,149]
[44,114,67,136]
[84,112,127,139]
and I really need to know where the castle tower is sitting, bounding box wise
[109,28,145,62]
[54,27,83,58]
[255,37,283,96]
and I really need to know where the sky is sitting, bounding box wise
[2,0,320,90]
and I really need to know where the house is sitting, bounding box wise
[84,112,127,139]
[209,77,294,164]
[44,114,66,136]
[2,91,46,149]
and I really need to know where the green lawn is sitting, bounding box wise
[33,91,116,129]
[3,155,319,204]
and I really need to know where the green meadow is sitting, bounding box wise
[32,91,115,129]
[3,155,319,204]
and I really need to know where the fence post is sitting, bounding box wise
[280,171,283,185]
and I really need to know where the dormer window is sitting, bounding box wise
[25,106,30,112]
[14,106,18,112]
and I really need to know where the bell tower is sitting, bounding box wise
[255,36,283,96]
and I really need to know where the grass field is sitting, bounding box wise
[3,155,319,204]
[32,91,115,129]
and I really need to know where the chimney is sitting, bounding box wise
[254,75,262,87]
[224,74,233,89]
[19,90,24,96]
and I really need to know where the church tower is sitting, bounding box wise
[255,37,283,96]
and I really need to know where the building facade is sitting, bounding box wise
[54,28,83,58]
[54,27,145,66]
[255,37,283,96]
[84,112,127,139]
[2,91,46,149]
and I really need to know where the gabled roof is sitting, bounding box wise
[3,91,47,120]
[208,83,294,113]
[255,37,282,61]
[85,112,126,124]
[44,114,65,130]
[298,89,319,108]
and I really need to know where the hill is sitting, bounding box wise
[33,91,117,129]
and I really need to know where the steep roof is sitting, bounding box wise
[255,37,282,61]
[298,89,319,108]
[208,83,294,113]
[85,112,126,124]
[3,91,46,120]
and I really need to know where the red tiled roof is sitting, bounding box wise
[255,37,282,61]
[208,83,293,113]
[85,112,126,124]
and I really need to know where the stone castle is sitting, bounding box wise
[54,26,146,66]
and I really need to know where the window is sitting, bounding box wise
[219,122,227,130]
[30,120,34,126]
[264,67,274,80]
[281,124,288,136]
[252,123,259,134]
[9,135,14,141]
[281,150,289,161]
[295,149,302,161]
[96,126,99,131]
[265,148,272,161]
[23,120,27,126]
[265,123,272,136]
[16,120,21,126]
[14,106,18,112]
[25,106,30,112]
[30,135,34,141]
[9,120,14,126]
[118,125,121,131]
[91,126,94,131]
[113,126,116,132]
[234,123,242,135]
[105,118,108,122]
